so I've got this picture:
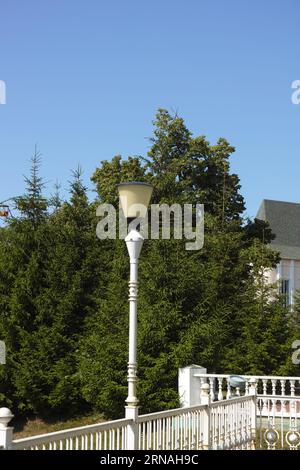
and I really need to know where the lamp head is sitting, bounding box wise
[117,182,153,220]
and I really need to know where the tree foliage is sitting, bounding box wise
[0,110,296,419]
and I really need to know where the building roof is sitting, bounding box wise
[256,199,300,260]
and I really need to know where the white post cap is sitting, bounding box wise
[0,408,14,428]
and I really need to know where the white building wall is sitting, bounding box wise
[266,259,300,305]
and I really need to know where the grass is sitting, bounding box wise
[12,412,106,440]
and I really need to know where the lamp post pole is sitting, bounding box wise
[124,229,144,449]
[117,181,153,450]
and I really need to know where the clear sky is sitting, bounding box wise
[0,0,299,218]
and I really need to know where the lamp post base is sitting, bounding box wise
[125,405,139,450]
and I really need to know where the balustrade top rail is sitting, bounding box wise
[210,395,254,406]
[137,403,207,422]
[194,373,300,382]
[257,394,300,400]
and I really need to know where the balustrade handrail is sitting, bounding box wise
[210,395,254,407]
[137,403,207,422]
[194,373,300,381]
[257,394,300,399]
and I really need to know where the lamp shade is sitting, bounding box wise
[118,182,153,219]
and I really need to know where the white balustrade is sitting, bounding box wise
[11,418,130,450]
[192,372,300,407]
[137,405,207,450]
[210,396,254,450]
[1,384,256,451]
[1,369,299,451]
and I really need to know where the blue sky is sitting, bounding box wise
[0,0,299,218]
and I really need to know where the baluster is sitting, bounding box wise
[288,396,296,421]
[236,387,240,397]
[262,379,268,396]
[158,418,161,450]
[218,378,223,401]
[184,414,188,450]
[109,429,113,451]
[261,380,268,415]
[121,429,124,450]
[163,417,166,450]
[227,423,231,449]
[141,422,145,451]
[280,380,286,414]
[148,421,151,450]
[271,379,277,397]
[280,379,286,397]
[180,415,184,450]
[168,417,172,450]
[271,398,277,419]
[191,413,195,450]
[290,380,295,397]
[188,412,191,450]
[245,380,249,396]
[116,428,120,450]
[226,378,231,399]
[209,377,215,401]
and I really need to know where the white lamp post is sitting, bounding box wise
[117,182,153,447]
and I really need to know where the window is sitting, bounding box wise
[280,279,290,306]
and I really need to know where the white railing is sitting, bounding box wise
[0,383,256,451]
[5,371,300,451]
[11,418,131,450]
[187,370,300,450]
[193,373,300,402]
[137,395,255,451]
[210,396,255,449]
[137,404,207,450]
[257,396,300,450]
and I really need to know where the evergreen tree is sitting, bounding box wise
[79,239,129,418]
[14,146,48,225]
[19,167,98,415]
[0,149,49,413]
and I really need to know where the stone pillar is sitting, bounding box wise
[178,365,207,407]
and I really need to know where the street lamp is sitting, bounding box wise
[118,182,153,444]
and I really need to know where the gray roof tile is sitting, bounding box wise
[256,199,300,259]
